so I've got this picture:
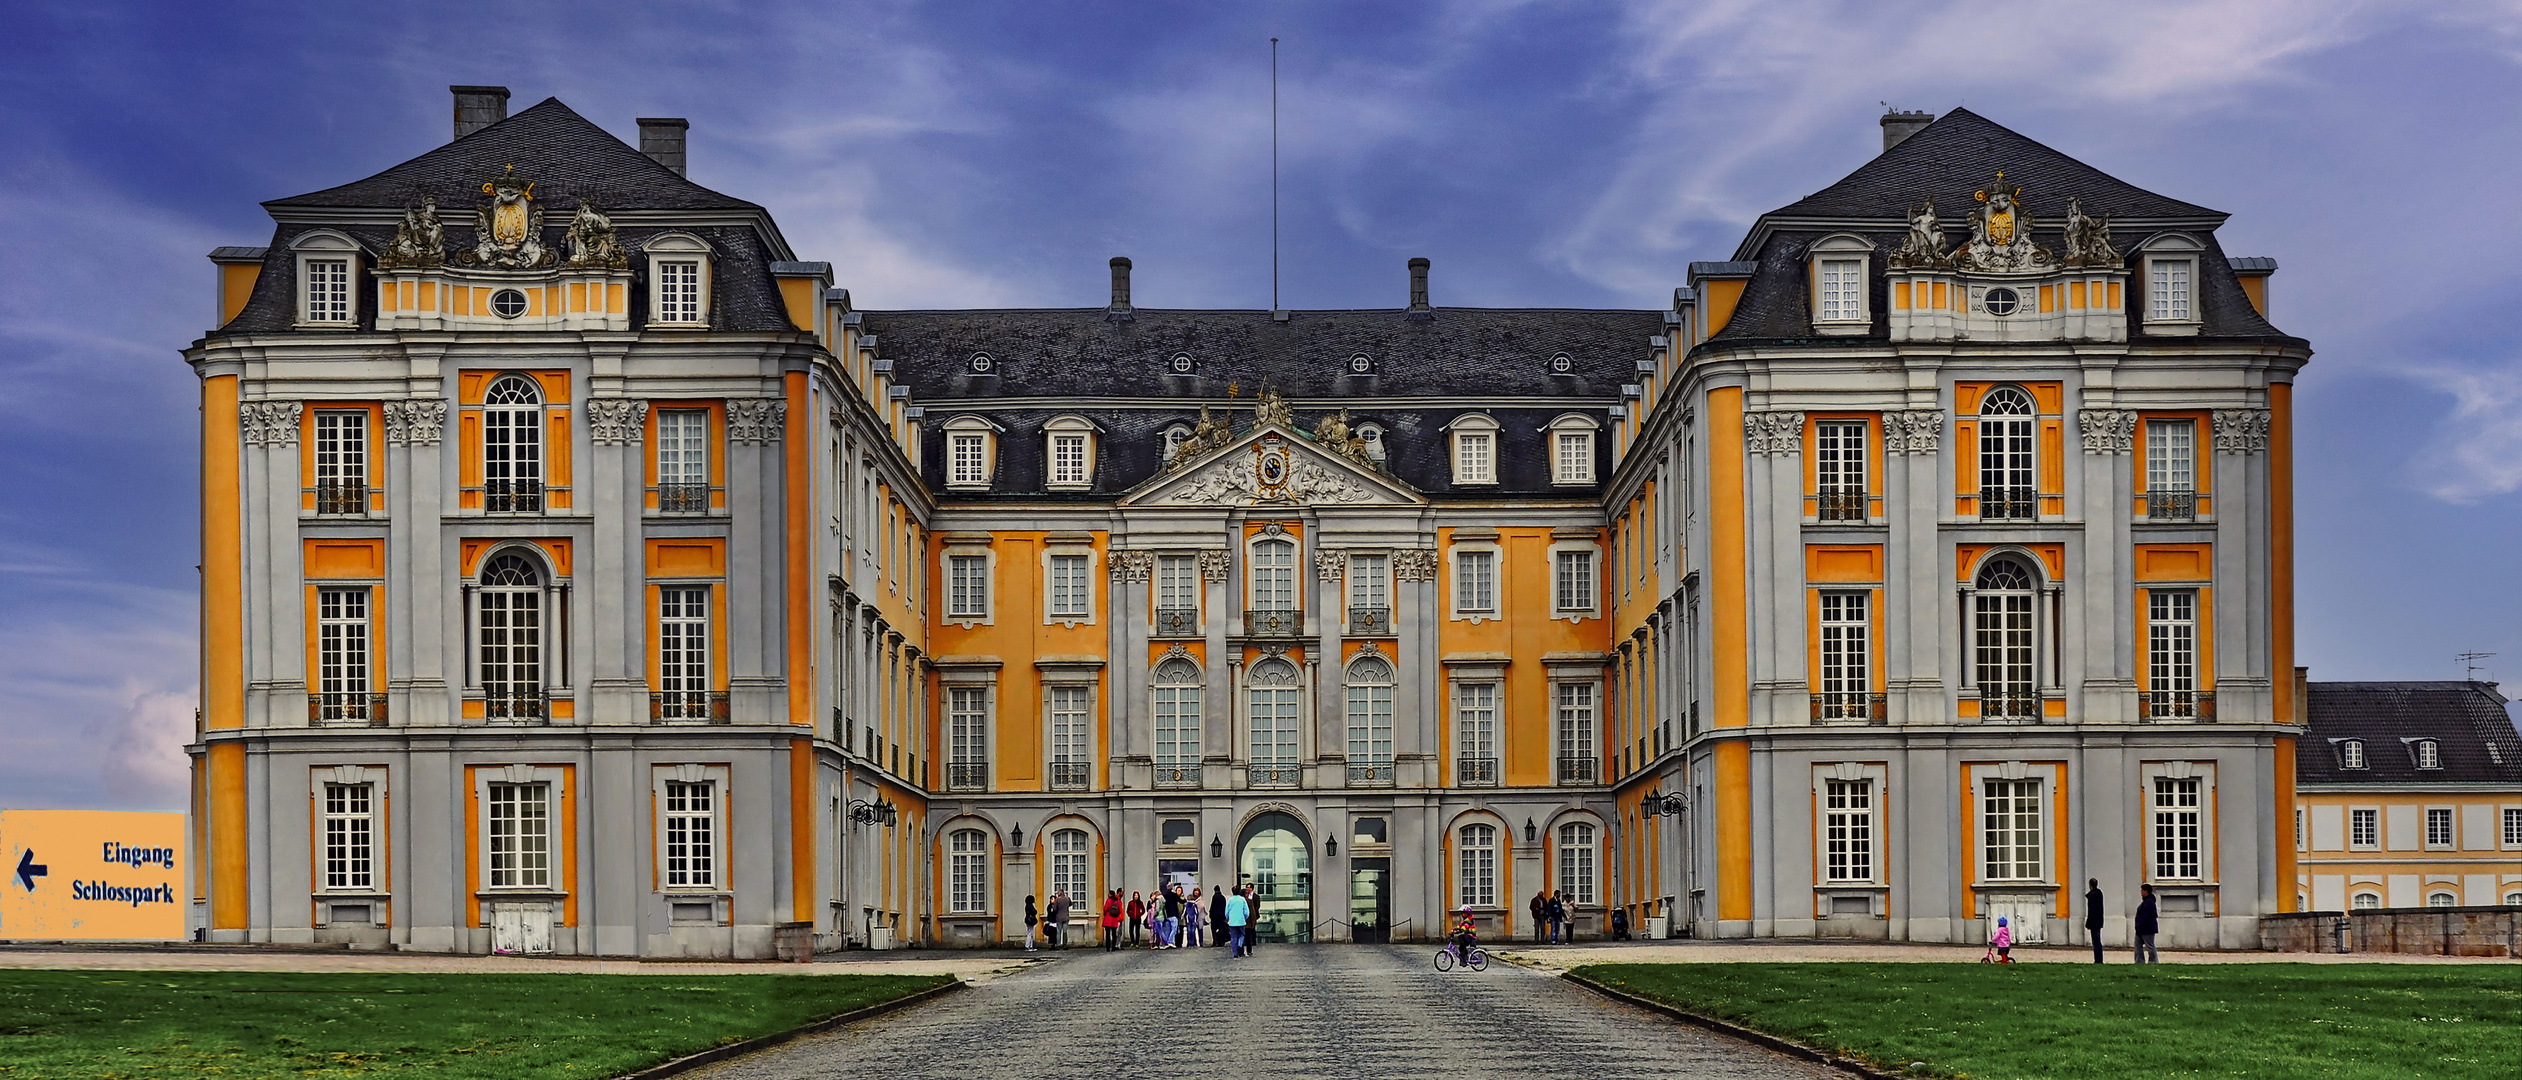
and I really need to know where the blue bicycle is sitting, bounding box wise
[1432,942,1488,972]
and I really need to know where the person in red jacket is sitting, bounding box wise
[1126,891,1147,946]
[1101,890,1124,951]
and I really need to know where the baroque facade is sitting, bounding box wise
[186,91,2307,956]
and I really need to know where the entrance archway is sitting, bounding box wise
[1237,811,1312,943]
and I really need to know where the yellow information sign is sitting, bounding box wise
[0,809,187,940]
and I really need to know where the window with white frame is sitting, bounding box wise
[316,587,372,723]
[1818,592,1870,719]
[947,687,987,781]
[1456,550,1496,614]
[948,828,989,912]
[658,260,702,323]
[477,553,544,717]
[314,411,367,514]
[322,782,374,890]
[2350,807,2378,849]
[1458,823,1497,907]
[1348,553,1388,616]
[658,409,709,512]
[1554,550,1595,612]
[2148,257,2193,322]
[1345,656,1394,777]
[1046,419,1094,489]
[1558,822,1596,904]
[2425,806,2455,849]
[2412,739,2441,770]
[1457,682,1498,781]
[1819,259,1864,322]
[1157,554,1200,617]
[1555,682,1595,777]
[948,432,989,487]
[1152,658,1202,770]
[485,781,550,889]
[658,586,710,718]
[1815,420,1866,519]
[1250,538,1295,612]
[2147,590,2197,718]
[1450,415,1498,484]
[2151,777,2202,880]
[1048,553,1091,619]
[662,780,716,889]
[1247,660,1301,772]
[2503,806,2522,847]
[644,234,714,326]
[2339,739,2367,770]
[1824,780,1873,883]
[1543,414,1597,485]
[1977,388,2035,520]
[2427,890,2458,908]
[2147,419,2195,502]
[1982,778,2043,881]
[1048,685,1090,782]
[1050,828,1089,901]
[1807,235,1873,332]
[483,375,545,513]
[304,257,352,324]
[1972,558,2036,717]
[2350,891,2381,910]
[947,554,989,619]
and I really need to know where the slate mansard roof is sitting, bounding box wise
[864,305,1663,500]
[2300,681,2522,786]
[217,98,800,336]
[1707,109,2298,348]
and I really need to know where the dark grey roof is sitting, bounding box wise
[2301,681,2522,785]
[1762,108,2219,224]
[2228,256,2278,272]
[865,306,1661,401]
[266,98,759,214]
[208,246,267,262]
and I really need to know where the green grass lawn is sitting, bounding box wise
[1571,962,2522,1080]
[0,968,953,1079]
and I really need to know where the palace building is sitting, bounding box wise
[185,89,2307,955]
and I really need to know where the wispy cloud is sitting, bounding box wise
[2401,361,2522,502]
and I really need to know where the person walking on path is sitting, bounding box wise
[1022,895,1038,951]
[1529,891,1548,943]
[1549,891,1569,943]
[1101,890,1124,951]
[2085,878,2107,964]
[1127,892,1146,946]
[1209,886,1228,947]
[1225,887,1251,957]
[2134,884,2160,965]
[1045,891,1068,949]
[1243,885,1263,951]
[1180,886,1204,948]
[1143,892,1163,947]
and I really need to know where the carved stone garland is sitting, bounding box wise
[2076,409,2138,455]
[727,399,787,444]
[1109,551,1155,583]
[1883,411,1944,456]
[1391,548,1440,582]
[586,399,648,446]
[1741,411,1804,456]
[240,401,302,447]
[2212,410,2270,454]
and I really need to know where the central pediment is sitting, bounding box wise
[1121,423,1422,508]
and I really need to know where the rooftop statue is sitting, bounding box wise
[1953,171,2055,273]
[2062,196,2121,268]
[379,196,446,269]
[1889,197,1951,269]
[458,168,555,269]
[562,199,629,270]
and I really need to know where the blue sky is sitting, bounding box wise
[4,1,2519,812]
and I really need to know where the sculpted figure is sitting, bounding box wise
[563,199,629,269]
[381,196,446,269]
[2062,196,2119,268]
[1891,197,1948,267]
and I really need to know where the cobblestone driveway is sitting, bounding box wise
[692,943,1835,1079]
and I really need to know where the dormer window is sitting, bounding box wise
[1807,233,1875,335]
[1545,414,1599,485]
[2339,739,2366,770]
[1355,423,1387,464]
[1044,415,1097,491]
[643,232,714,327]
[1161,425,1192,462]
[2411,738,2441,770]
[1549,353,1573,374]
[1447,413,1500,485]
[942,415,999,491]
[1169,354,1195,375]
[290,230,363,328]
[2141,233,2204,335]
[1348,354,1375,376]
[970,353,995,374]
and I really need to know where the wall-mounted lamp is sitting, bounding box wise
[1210,836,1224,859]
[1010,823,1025,848]
[847,798,897,828]
[1524,817,1538,844]
[1325,838,1338,856]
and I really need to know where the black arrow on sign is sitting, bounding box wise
[16,849,46,891]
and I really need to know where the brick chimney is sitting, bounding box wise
[1880,109,1934,152]
[1407,257,1433,321]
[639,118,689,177]
[1107,256,1134,321]
[452,86,511,141]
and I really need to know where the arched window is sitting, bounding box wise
[1345,655,1394,783]
[948,828,989,913]
[1248,658,1301,785]
[1152,657,1202,783]
[1977,387,2035,520]
[483,374,544,512]
[1050,828,1090,902]
[478,552,545,720]
[1558,822,1597,905]
[1974,557,2036,719]
[1458,823,1498,907]
[2412,739,2441,770]
[2505,890,2522,907]
[2426,891,2457,908]
[1160,425,1192,464]
[1250,537,1296,613]
[2339,739,2367,770]
[2350,891,2380,910]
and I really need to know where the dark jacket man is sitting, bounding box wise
[2084,879,2106,963]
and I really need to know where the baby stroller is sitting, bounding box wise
[1979,916,2016,963]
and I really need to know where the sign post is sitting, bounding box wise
[0,810,188,940]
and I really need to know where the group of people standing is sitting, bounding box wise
[1019,883,1273,956]
[1527,889,1582,943]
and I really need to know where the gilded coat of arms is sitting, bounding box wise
[457,167,555,269]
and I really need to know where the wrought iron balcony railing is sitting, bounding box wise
[1244,608,1302,637]
[1249,763,1302,787]
[1816,490,1868,522]
[1346,606,1392,636]
[658,483,710,514]
[1153,763,1202,788]
[1153,607,1199,637]
[1049,762,1091,790]
[1456,757,1499,786]
[1979,687,2040,720]
[483,686,547,722]
[1979,486,2037,521]
[485,478,544,513]
[308,692,387,726]
[315,480,368,516]
[2146,487,2197,522]
[1811,691,1888,723]
[1556,755,1599,785]
[1347,761,1394,785]
[651,689,730,722]
[946,762,989,792]
[2141,689,2216,721]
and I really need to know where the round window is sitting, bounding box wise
[1170,354,1194,374]
[971,354,993,373]
[1350,355,1372,374]
[1551,353,1573,373]
[490,289,528,319]
[1982,287,2020,317]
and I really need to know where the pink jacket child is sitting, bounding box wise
[1989,917,2015,963]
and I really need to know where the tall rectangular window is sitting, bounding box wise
[948,687,986,765]
[1457,683,1497,783]
[2350,807,2378,848]
[1557,823,1596,904]
[2502,806,2522,847]
[1345,662,1394,775]
[485,782,550,889]
[1816,420,1866,520]
[658,260,702,323]
[2147,419,2194,491]
[1458,824,1497,907]
[2147,590,2197,718]
[1050,829,1089,903]
[1555,431,1593,483]
[2151,777,2201,880]
[1348,553,1388,610]
[663,780,716,889]
[315,411,367,514]
[1554,551,1595,612]
[658,409,709,512]
[659,586,711,717]
[2426,806,2455,848]
[1250,680,1300,768]
[947,554,988,618]
[1819,592,1869,719]
[1153,667,1201,769]
[1249,539,1295,612]
[1048,553,1090,618]
[1454,431,1494,483]
[1456,550,1496,613]
[317,587,372,723]
[1050,433,1089,486]
[304,258,350,323]
[1825,779,1873,882]
[1048,685,1090,774]
[1982,779,2043,881]
[948,433,988,487]
[1819,258,1863,321]
[1556,682,1595,784]
[948,829,988,912]
[322,783,373,890]
[2149,259,2192,321]
[1158,554,1200,611]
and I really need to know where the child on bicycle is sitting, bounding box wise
[1448,905,1478,965]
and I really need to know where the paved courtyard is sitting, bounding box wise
[688,942,1835,1080]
